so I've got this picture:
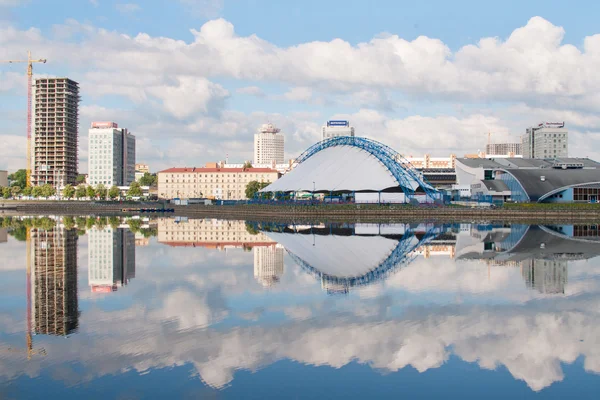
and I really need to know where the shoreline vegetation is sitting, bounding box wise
[1,200,600,222]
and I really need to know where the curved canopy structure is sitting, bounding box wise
[264,223,442,292]
[261,136,437,200]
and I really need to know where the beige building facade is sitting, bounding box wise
[0,170,7,187]
[157,218,276,248]
[157,166,279,200]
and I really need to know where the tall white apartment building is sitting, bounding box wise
[522,122,568,159]
[321,120,355,141]
[254,123,284,164]
[88,226,135,293]
[253,244,285,287]
[88,122,136,186]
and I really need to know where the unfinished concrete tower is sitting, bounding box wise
[31,78,80,188]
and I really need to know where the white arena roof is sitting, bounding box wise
[262,145,419,193]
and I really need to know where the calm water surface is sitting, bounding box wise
[0,217,599,399]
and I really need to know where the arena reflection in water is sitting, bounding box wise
[0,217,599,398]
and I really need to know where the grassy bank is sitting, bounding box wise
[2,200,600,223]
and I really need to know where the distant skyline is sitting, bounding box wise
[2,0,600,172]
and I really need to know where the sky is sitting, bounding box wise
[2,0,600,172]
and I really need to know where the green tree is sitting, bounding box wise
[127,218,142,233]
[108,216,121,229]
[33,217,55,231]
[245,180,270,199]
[139,172,157,187]
[31,186,42,198]
[10,225,27,241]
[86,185,96,199]
[128,181,143,198]
[245,222,259,235]
[75,185,87,199]
[2,187,11,199]
[22,186,32,197]
[86,217,96,230]
[40,184,55,198]
[95,217,108,229]
[76,174,86,184]
[95,184,107,200]
[62,184,75,199]
[8,169,27,189]
[108,185,120,200]
[243,161,253,170]
[11,186,21,198]
[75,216,87,229]
[63,216,75,230]
[141,227,158,238]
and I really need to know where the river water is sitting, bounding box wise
[0,216,599,399]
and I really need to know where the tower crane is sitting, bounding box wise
[0,51,47,186]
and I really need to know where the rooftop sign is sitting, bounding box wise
[327,120,349,127]
[538,121,565,128]
[91,121,118,129]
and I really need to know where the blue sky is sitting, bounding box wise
[2,0,600,171]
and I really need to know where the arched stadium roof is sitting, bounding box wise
[261,136,435,197]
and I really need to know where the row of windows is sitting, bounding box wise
[573,187,600,201]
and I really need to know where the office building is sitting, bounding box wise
[0,170,7,187]
[521,260,568,294]
[31,77,80,187]
[29,226,79,336]
[486,142,522,157]
[157,165,280,200]
[253,244,285,287]
[88,226,136,293]
[522,122,568,159]
[88,122,136,186]
[254,123,284,164]
[321,120,355,141]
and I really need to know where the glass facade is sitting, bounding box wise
[496,171,529,202]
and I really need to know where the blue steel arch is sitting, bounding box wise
[296,136,438,201]
[287,224,442,292]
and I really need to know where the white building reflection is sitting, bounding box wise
[88,227,136,293]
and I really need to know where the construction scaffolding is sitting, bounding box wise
[31,78,80,188]
[29,226,79,336]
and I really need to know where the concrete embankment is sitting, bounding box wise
[3,201,600,223]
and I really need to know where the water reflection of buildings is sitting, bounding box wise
[158,218,284,287]
[456,224,600,294]
[262,222,447,294]
[88,227,136,293]
[29,226,79,336]
[0,227,7,243]
[254,244,285,287]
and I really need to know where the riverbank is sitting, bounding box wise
[2,200,600,223]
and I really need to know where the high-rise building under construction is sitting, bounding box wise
[31,78,80,187]
[29,226,79,336]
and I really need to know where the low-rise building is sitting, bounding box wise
[157,165,280,200]
[157,218,276,248]
[135,163,149,182]
[456,157,600,203]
